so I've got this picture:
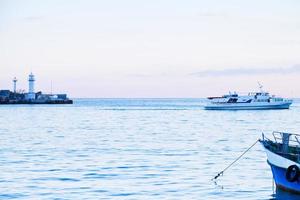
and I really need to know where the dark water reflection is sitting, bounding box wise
[270,188,300,200]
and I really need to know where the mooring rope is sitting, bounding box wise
[212,139,259,181]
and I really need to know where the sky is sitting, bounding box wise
[0,0,300,97]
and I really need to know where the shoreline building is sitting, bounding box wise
[0,72,73,104]
[26,72,35,100]
[13,77,17,93]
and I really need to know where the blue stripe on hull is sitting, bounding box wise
[204,103,291,110]
[269,162,300,193]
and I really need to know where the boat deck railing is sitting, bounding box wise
[271,131,300,146]
[262,131,300,163]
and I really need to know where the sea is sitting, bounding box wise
[0,98,300,200]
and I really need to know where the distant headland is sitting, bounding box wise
[0,73,73,104]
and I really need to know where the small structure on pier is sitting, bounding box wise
[13,77,17,93]
[26,72,35,100]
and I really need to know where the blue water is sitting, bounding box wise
[0,98,300,199]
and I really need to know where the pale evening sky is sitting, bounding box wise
[0,0,300,97]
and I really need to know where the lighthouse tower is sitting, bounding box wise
[13,77,17,93]
[27,72,35,100]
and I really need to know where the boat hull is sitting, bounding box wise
[263,146,300,193]
[204,102,292,110]
[269,162,300,194]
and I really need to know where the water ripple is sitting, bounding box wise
[0,98,299,199]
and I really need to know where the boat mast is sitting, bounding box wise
[257,82,263,92]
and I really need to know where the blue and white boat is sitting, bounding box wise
[260,131,300,193]
[204,91,292,110]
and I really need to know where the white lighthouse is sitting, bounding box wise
[27,72,35,100]
[13,77,17,93]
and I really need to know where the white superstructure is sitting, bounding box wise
[205,90,292,110]
[27,72,35,100]
[13,77,17,93]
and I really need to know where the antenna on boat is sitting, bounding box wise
[257,82,263,92]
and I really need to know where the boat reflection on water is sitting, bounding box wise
[270,188,300,200]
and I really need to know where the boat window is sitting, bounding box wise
[255,99,269,102]
[227,98,238,103]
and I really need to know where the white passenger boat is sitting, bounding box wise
[204,87,292,110]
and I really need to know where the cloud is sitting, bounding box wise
[126,72,169,78]
[190,65,300,77]
[127,73,153,78]
[197,11,228,18]
[24,16,44,21]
